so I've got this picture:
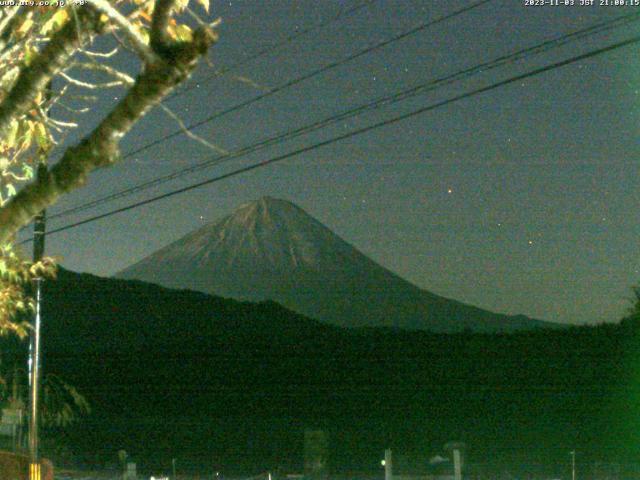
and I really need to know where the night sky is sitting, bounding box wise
[20,0,640,325]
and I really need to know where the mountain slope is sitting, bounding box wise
[116,197,556,332]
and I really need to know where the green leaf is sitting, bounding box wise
[4,120,19,148]
[175,0,190,12]
[15,17,34,37]
[5,184,16,198]
[22,164,33,180]
[196,0,209,13]
[19,122,33,151]
[24,46,38,67]
[34,122,50,151]
[41,8,69,35]
[174,24,193,42]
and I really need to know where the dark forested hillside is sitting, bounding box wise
[5,268,638,475]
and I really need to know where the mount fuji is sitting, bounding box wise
[116,197,556,332]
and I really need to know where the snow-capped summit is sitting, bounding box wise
[116,197,556,332]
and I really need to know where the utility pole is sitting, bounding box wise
[28,73,50,477]
[172,458,177,479]
[383,449,392,480]
[452,448,462,480]
[570,450,576,480]
[28,162,47,480]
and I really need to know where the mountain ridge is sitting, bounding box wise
[116,197,558,332]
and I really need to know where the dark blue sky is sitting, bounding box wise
[26,0,640,325]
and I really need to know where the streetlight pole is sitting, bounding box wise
[28,162,47,480]
[384,449,392,480]
[570,450,576,480]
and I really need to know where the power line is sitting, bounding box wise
[26,33,640,242]
[121,0,494,159]
[48,10,640,222]
[39,1,376,175]
[166,0,377,102]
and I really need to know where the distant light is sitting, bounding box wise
[447,188,453,194]
[381,460,386,466]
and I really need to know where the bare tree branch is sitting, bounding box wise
[59,71,126,90]
[158,102,227,154]
[85,0,157,63]
[46,117,79,129]
[0,7,27,53]
[151,0,176,54]
[0,42,24,65]
[56,103,90,114]
[0,8,98,137]
[0,25,218,243]
[71,62,135,86]
[0,5,21,39]
[64,94,98,102]
[79,46,118,58]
